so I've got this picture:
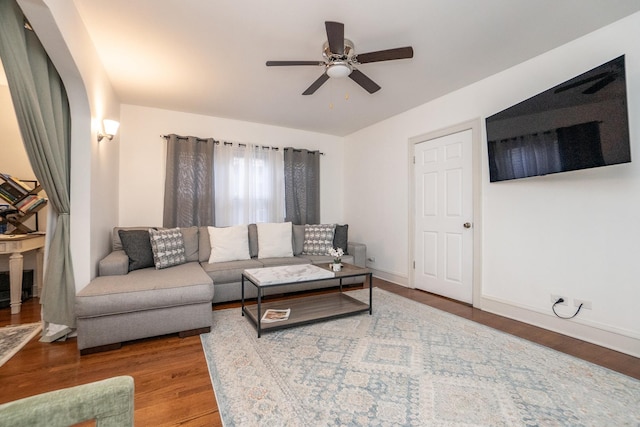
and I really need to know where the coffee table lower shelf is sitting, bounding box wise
[242,292,370,336]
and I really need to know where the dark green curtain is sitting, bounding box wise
[0,0,76,333]
[284,148,320,225]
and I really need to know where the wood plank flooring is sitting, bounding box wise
[1,278,637,426]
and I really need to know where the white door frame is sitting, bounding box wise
[408,119,483,308]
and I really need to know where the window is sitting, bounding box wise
[163,135,318,228]
[214,143,284,226]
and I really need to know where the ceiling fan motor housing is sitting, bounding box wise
[323,39,354,62]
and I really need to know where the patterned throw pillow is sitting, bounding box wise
[302,224,336,255]
[149,228,186,269]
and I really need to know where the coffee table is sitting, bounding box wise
[241,263,372,337]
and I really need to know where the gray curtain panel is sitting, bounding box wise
[0,0,76,329]
[284,147,320,225]
[163,134,215,227]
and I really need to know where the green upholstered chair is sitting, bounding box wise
[0,376,134,427]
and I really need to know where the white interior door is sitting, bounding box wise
[414,129,473,303]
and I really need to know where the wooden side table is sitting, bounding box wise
[0,234,45,314]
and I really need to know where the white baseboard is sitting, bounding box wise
[369,268,409,287]
[480,296,640,358]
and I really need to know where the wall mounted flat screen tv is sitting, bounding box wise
[486,55,631,182]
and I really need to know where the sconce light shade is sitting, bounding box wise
[98,119,120,142]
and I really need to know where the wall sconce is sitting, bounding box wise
[97,119,120,142]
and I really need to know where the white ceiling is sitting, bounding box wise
[71,0,640,136]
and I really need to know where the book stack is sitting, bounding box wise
[15,195,47,212]
[0,174,47,234]
[0,174,32,204]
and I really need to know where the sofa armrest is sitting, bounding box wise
[0,376,134,427]
[347,242,366,268]
[99,250,129,276]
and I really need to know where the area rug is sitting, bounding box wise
[201,288,640,426]
[0,322,41,367]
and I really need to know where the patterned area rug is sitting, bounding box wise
[0,322,41,367]
[201,288,640,426]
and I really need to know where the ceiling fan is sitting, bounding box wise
[266,21,414,95]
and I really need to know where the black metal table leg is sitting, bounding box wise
[241,275,245,316]
[257,289,262,338]
[369,273,373,315]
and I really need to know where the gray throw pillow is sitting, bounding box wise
[118,229,154,271]
[333,224,349,254]
[149,228,186,269]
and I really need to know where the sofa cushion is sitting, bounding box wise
[300,254,355,265]
[198,226,211,263]
[180,226,200,262]
[302,224,335,255]
[76,262,213,317]
[333,224,349,254]
[118,229,154,271]
[208,225,251,263]
[292,224,305,255]
[257,222,293,258]
[149,228,186,269]
[200,258,263,285]
[258,256,310,267]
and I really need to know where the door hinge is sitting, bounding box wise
[413,261,415,269]
[413,156,415,164]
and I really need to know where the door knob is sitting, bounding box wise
[463,222,472,229]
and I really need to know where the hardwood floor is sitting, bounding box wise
[1,278,638,426]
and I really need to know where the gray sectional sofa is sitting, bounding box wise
[75,223,365,354]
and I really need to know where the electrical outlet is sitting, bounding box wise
[574,299,592,310]
[367,257,376,263]
[550,294,567,305]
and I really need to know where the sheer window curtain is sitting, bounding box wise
[284,148,320,225]
[214,143,284,226]
[0,0,75,340]
[163,134,215,227]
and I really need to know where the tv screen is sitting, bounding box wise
[486,55,631,182]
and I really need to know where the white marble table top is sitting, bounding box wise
[243,264,334,286]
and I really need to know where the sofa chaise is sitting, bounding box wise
[76,223,365,354]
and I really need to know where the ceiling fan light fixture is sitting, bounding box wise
[326,62,352,78]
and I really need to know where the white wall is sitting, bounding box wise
[118,105,344,226]
[344,13,640,356]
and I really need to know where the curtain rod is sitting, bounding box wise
[160,134,324,155]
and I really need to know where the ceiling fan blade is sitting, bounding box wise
[582,74,616,94]
[325,21,344,55]
[356,46,414,64]
[349,69,381,94]
[303,73,330,95]
[553,72,610,93]
[266,60,325,66]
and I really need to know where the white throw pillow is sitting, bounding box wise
[256,222,293,258]
[207,225,250,263]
